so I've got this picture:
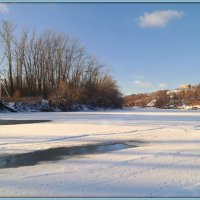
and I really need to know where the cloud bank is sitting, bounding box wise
[138,10,184,28]
[158,83,167,89]
[133,80,152,88]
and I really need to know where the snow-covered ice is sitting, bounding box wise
[1,109,200,197]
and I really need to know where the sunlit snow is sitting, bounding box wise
[1,109,200,197]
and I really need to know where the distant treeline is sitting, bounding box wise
[0,20,122,110]
[123,84,200,109]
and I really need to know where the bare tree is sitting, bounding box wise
[0,21,15,96]
[0,20,122,109]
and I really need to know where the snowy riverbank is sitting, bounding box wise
[1,99,200,113]
[1,110,200,197]
[0,100,111,113]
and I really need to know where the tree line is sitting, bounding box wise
[0,20,122,110]
[123,84,200,109]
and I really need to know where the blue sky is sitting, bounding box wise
[0,3,200,95]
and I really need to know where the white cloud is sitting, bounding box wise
[158,83,167,89]
[0,3,9,14]
[133,80,152,88]
[138,10,184,28]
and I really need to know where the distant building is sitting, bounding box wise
[178,84,192,89]
[166,84,192,97]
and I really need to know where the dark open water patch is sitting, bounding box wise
[0,141,142,169]
[0,119,51,125]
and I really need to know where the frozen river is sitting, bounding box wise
[1,109,200,197]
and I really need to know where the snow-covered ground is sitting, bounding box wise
[1,109,200,197]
